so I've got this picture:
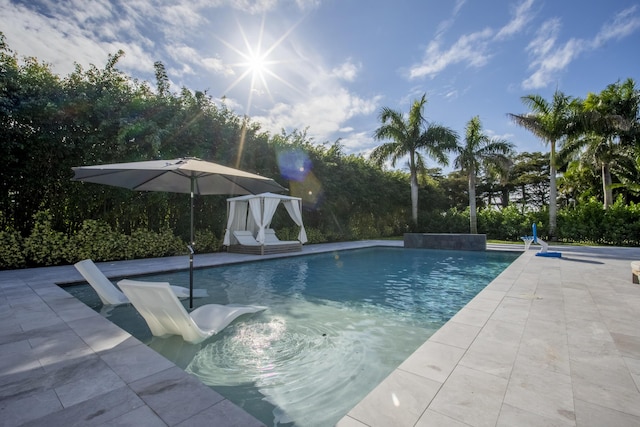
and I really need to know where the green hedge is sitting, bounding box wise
[3,201,640,270]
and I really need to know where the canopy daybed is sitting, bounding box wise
[223,192,308,255]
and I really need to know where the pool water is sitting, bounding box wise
[67,247,519,426]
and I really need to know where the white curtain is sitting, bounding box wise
[248,198,264,243]
[223,200,236,246]
[284,200,308,243]
[246,204,258,235]
[223,201,249,245]
[252,197,280,243]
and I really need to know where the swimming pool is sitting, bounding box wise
[67,247,519,426]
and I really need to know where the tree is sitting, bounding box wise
[371,94,458,225]
[557,161,601,207]
[560,78,640,209]
[508,90,580,240]
[510,152,551,213]
[454,116,514,234]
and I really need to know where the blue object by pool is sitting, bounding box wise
[67,247,519,427]
[531,223,562,257]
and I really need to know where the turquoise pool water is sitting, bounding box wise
[67,247,520,426]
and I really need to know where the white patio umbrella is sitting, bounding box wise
[72,157,287,308]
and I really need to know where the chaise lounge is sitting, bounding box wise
[74,259,208,305]
[227,229,302,255]
[118,279,267,344]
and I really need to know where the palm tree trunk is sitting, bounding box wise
[549,141,557,241]
[410,171,419,225]
[501,187,509,208]
[469,172,477,234]
[602,163,613,209]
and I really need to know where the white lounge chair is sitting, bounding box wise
[232,230,261,246]
[264,228,299,245]
[228,229,302,255]
[118,279,266,344]
[74,259,207,305]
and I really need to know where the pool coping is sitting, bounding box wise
[1,241,639,426]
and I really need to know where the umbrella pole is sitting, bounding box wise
[189,177,194,309]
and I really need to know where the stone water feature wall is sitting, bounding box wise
[404,233,486,251]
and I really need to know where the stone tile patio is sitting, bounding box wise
[1,241,639,426]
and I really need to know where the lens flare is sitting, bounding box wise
[277,149,312,182]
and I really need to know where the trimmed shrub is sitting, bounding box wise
[127,228,186,259]
[193,229,220,254]
[66,219,127,263]
[348,214,380,240]
[0,229,26,269]
[304,227,328,244]
[23,211,69,266]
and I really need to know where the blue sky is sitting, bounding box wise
[2,0,639,171]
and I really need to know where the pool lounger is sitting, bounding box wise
[74,259,208,305]
[118,279,266,344]
[228,230,302,255]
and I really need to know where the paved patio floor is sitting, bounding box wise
[1,241,639,426]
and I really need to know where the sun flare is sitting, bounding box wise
[244,50,269,77]
[215,15,304,168]
[218,15,303,113]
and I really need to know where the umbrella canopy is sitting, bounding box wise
[72,157,286,195]
[72,157,287,307]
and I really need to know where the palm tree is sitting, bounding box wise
[371,94,458,225]
[508,90,579,240]
[560,79,640,209]
[454,116,514,234]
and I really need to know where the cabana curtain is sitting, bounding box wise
[223,193,308,246]
[283,199,307,243]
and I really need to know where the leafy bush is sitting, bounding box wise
[304,227,328,244]
[0,229,26,269]
[421,208,470,233]
[193,229,220,254]
[67,219,127,263]
[348,214,380,240]
[125,228,185,259]
[23,211,69,266]
[557,198,604,243]
[274,227,299,241]
[478,206,539,240]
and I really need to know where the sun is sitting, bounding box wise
[215,15,305,168]
[237,41,273,97]
[218,15,302,113]
[244,48,269,78]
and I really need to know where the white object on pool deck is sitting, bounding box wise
[520,235,534,250]
[118,279,267,344]
[264,228,300,246]
[229,229,302,255]
[74,259,208,305]
[530,223,561,258]
[232,230,261,246]
[631,261,640,284]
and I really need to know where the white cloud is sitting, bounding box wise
[202,57,236,77]
[592,5,640,47]
[254,88,379,142]
[495,0,536,39]
[339,131,377,155]
[331,60,360,82]
[409,28,494,79]
[0,0,156,75]
[435,0,467,36]
[522,6,640,89]
[486,129,515,141]
[410,0,535,80]
[522,19,582,89]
